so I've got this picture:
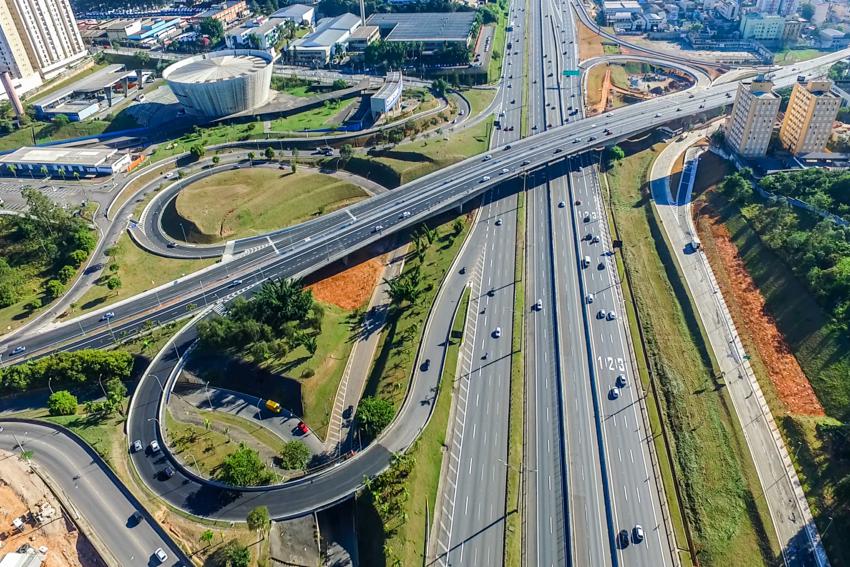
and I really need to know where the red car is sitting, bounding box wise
[297,421,309,434]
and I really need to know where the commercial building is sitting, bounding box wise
[31,64,148,120]
[739,13,785,40]
[782,16,804,42]
[725,77,781,158]
[272,4,314,27]
[225,15,286,49]
[126,17,182,43]
[818,28,849,49]
[0,146,133,177]
[288,13,361,66]
[757,0,800,16]
[163,49,273,117]
[602,0,642,23]
[192,0,247,25]
[0,0,88,110]
[347,25,379,51]
[779,79,841,155]
[715,0,739,20]
[366,12,477,51]
[371,71,402,116]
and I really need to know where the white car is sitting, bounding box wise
[610,387,620,400]
[481,175,491,182]
[585,293,594,304]
[149,440,160,453]
[597,309,607,319]
[100,312,114,321]
[607,311,617,321]
[501,168,510,174]
[372,225,383,233]
[535,299,543,311]
[495,218,503,226]
[493,327,502,338]
[483,154,493,161]
[400,211,411,218]
[154,548,167,563]
[616,374,627,387]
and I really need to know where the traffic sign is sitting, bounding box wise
[562,69,580,77]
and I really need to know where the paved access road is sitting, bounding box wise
[0,421,188,566]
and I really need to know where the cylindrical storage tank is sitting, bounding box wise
[163,49,273,118]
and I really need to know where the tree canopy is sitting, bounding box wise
[279,440,311,470]
[0,350,133,395]
[356,396,395,439]
[47,390,77,416]
[216,443,276,486]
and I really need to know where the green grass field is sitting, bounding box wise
[71,234,216,316]
[149,122,265,162]
[461,88,497,116]
[175,168,368,242]
[0,120,113,152]
[269,99,355,132]
[606,142,778,566]
[773,48,824,65]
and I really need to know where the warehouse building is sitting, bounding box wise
[0,147,133,177]
[272,4,315,27]
[366,12,477,51]
[288,13,362,66]
[225,16,288,50]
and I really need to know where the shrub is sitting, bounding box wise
[47,390,78,415]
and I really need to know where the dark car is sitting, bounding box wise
[618,529,630,549]
[420,358,431,372]
[166,242,177,248]
[161,466,175,479]
[84,263,104,275]
[343,405,354,419]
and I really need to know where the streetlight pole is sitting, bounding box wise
[150,374,164,392]
[48,376,54,394]
[199,280,208,307]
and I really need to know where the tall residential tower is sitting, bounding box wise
[724,77,780,158]
[779,79,841,155]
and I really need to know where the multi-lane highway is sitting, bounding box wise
[1,44,847,567]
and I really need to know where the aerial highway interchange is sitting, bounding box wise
[1,3,848,566]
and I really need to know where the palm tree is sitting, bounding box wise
[247,151,255,165]
[57,166,66,181]
[72,171,80,182]
[39,165,49,179]
[5,164,15,178]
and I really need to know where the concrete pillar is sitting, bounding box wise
[122,77,129,97]
[136,69,144,89]
[105,87,113,107]
[0,72,24,120]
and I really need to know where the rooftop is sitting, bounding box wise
[31,65,138,107]
[820,28,845,37]
[290,13,360,49]
[366,12,476,42]
[165,51,271,84]
[272,4,313,18]
[229,16,286,36]
[603,1,641,9]
[0,147,118,167]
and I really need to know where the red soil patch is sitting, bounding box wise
[307,254,385,311]
[695,198,825,416]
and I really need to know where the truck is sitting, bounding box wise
[265,400,282,413]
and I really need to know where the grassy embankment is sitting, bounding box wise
[488,0,510,83]
[174,168,368,243]
[772,48,824,65]
[269,99,356,132]
[697,185,850,567]
[360,286,471,565]
[605,140,779,566]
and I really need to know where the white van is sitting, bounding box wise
[582,256,591,268]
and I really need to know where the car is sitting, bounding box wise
[585,293,594,304]
[554,148,563,154]
[149,440,160,453]
[131,440,142,453]
[229,279,243,287]
[129,510,143,527]
[522,160,531,165]
[501,168,510,174]
[493,327,502,338]
[588,136,596,142]
[154,548,168,563]
[495,218,503,226]
[100,312,115,321]
[166,242,176,248]
[487,289,496,297]
[575,199,582,206]
[372,225,383,233]
[598,262,606,270]
[591,236,600,244]
[400,211,412,218]
[481,175,491,182]
[459,110,465,115]
[582,255,591,268]
[607,311,617,321]
[616,374,627,387]
[161,466,175,479]
[610,387,620,400]
[654,113,662,117]
[10,346,26,355]
[504,144,512,150]
[297,421,309,434]
[483,154,493,161]
[688,93,695,99]
[535,299,542,311]
[420,358,431,371]
[499,110,506,116]
[585,233,593,241]
[618,529,630,549]
[583,213,591,222]
[558,201,565,208]
[84,263,104,275]
[459,266,466,274]
[137,94,146,102]
[597,309,607,319]
[343,405,354,419]
[633,525,645,543]
[511,99,515,104]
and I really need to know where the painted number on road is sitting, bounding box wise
[599,356,625,372]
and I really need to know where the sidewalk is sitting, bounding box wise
[650,131,828,567]
[323,241,409,454]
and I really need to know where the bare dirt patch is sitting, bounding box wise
[577,19,604,61]
[0,451,104,567]
[694,197,825,416]
[306,247,387,311]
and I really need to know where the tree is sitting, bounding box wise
[190,144,205,160]
[44,279,64,300]
[57,167,66,181]
[212,155,220,166]
[0,258,22,308]
[5,164,15,178]
[39,165,49,179]
[332,78,348,90]
[339,143,353,164]
[247,152,256,165]
[292,147,299,172]
[73,171,80,182]
[216,443,275,486]
[47,390,77,416]
[801,2,815,20]
[57,265,76,284]
[200,529,214,547]
[220,540,250,567]
[356,396,394,439]
[198,17,225,43]
[104,377,127,413]
[106,276,122,292]
[722,171,753,203]
[431,78,449,97]
[264,146,275,160]
[246,505,270,534]
[279,440,310,470]
[52,114,70,128]
[606,145,625,163]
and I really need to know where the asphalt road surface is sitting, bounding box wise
[0,421,188,566]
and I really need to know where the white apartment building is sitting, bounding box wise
[779,79,841,155]
[739,12,785,40]
[0,0,87,110]
[725,78,780,158]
